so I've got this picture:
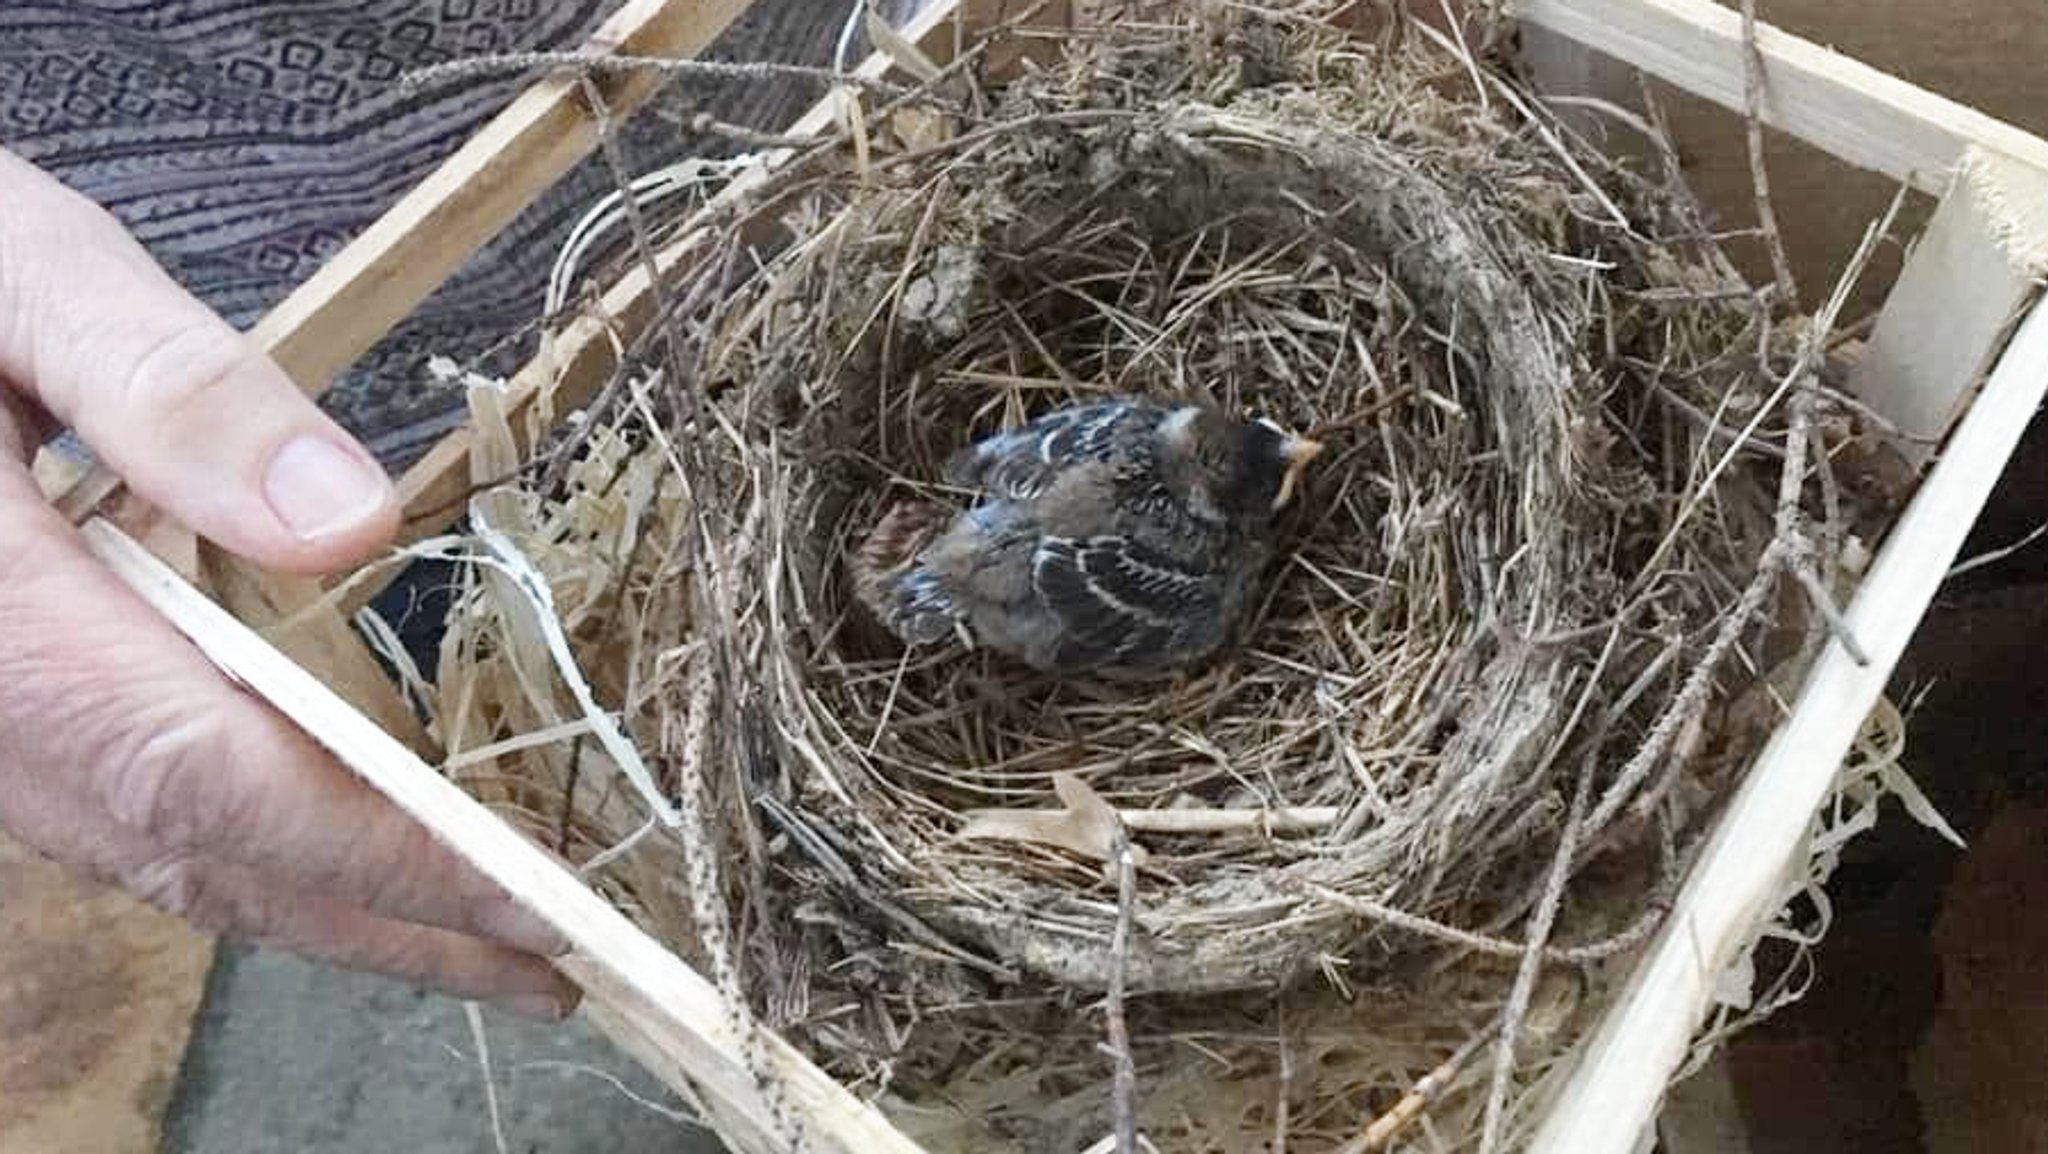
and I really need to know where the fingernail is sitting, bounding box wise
[262,435,393,541]
[497,990,578,1023]
[476,899,572,958]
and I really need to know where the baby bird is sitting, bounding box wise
[854,395,1324,677]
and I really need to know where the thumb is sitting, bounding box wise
[0,148,398,574]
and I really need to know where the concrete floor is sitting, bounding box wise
[163,946,723,1154]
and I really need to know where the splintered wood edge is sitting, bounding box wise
[1515,0,2048,191]
[1515,0,2048,466]
[78,514,930,1154]
[1527,295,2048,1154]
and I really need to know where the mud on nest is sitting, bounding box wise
[427,5,1880,1148]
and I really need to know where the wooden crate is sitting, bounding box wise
[54,0,2048,1150]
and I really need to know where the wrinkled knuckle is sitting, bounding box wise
[97,712,238,852]
[127,854,234,931]
[341,851,415,917]
[113,319,252,429]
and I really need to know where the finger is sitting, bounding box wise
[0,464,564,960]
[0,148,397,574]
[124,852,579,1015]
[0,755,574,1017]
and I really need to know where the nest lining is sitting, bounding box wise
[417,7,1896,1151]
[699,42,1721,997]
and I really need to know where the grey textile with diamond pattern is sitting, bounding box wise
[0,1,907,467]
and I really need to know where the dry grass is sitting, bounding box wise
[413,5,1899,1150]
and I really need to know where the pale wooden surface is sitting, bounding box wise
[1852,149,2048,461]
[389,0,1067,547]
[1520,0,2048,317]
[1529,297,2048,1154]
[0,834,215,1154]
[247,0,760,391]
[1516,0,2048,191]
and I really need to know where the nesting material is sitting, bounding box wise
[422,6,1897,1150]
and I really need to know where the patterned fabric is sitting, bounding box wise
[0,1,894,466]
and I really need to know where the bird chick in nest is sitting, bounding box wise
[854,396,1324,678]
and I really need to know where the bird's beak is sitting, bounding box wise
[1273,436,1324,510]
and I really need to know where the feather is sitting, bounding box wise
[852,394,1318,674]
[944,397,1159,500]
[1032,535,1224,671]
[853,500,959,643]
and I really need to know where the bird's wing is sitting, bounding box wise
[944,399,1155,501]
[1031,535,1222,671]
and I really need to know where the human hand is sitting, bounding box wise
[0,147,577,1020]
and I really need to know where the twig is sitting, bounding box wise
[1273,1006,1293,1154]
[1104,833,1142,1154]
[400,52,910,98]
[466,1003,512,1154]
[1771,189,1910,666]
[1740,0,1799,308]
[1648,379,1787,461]
[1120,806,1339,834]
[1437,0,1490,114]
[1586,536,1787,838]
[469,510,680,827]
[1296,882,1660,963]
[1334,1023,1501,1154]
[523,74,699,512]
[1800,375,1912,441]
[1305,385,1418,438]
[667,110,835,151]
[1480,759,1596,1154]
[1791,562,1869,665]
[962,804,1340,836]
[1948,519,2048,579]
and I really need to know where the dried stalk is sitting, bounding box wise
[415,5,1897,1150]
[1335,1023,1500,1154]
[1740,0,1800,307]
[1104,835,1141,1154]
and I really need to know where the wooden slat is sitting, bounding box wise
[79,515,931,1154]
[1851,147,2048,461]
[46,0,760,748]
[1516,0,2048,191]
[56,0,759,522]
[1528,295,2048,1154]
[254,0,763,389]
[387,0,1067,549]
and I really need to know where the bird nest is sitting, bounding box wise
[412,6,1898,1151]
